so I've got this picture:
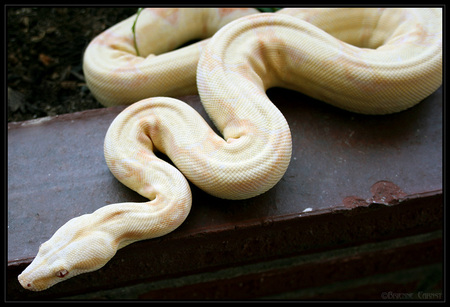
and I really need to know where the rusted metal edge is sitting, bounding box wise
[7,186,442,268]
[8,178,443,267]
[7,189,442,300]
[167,186,443,239]
[8,190,442,267]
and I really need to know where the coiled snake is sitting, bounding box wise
[18,8,442,291]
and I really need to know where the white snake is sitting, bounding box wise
[18,8,442,291]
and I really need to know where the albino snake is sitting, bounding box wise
[18,8,442,291]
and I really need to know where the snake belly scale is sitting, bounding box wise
[18,8,442,291]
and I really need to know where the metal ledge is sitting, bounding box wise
[7,87,443,300]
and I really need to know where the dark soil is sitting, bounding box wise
[7,7,138,122]
[6,7,280,123]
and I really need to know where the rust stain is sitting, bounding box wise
[342,196,368,209]
[368,180,407,204]
[343,180,407,208]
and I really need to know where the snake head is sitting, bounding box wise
[18,214,117,291]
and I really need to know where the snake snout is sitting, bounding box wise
[18,273,39,291]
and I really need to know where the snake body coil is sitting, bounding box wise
[18,8,442,291]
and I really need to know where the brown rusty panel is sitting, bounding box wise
[137,236,443,300]
[7,87,442,299]
[6,193,442,300]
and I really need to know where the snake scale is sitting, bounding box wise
[18,8,442,291]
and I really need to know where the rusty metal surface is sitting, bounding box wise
[133,233,444,300]
[7,87,442,299]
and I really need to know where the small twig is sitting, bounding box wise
[132,8,143,56]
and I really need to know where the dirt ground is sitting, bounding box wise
[7,7,138,122]
[7,7,278,123]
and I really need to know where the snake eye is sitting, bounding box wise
[56,269,69,278]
